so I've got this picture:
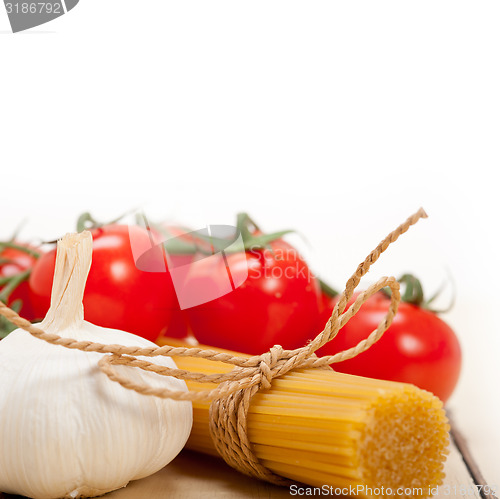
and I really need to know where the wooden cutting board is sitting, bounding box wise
[1,426,494,499]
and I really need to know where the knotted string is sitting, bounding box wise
[0,208,427,484]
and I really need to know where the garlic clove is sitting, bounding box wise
[0,231,192,499]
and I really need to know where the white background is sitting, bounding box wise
[1,0,499,486]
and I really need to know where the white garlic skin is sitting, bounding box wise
[0,320,193,499]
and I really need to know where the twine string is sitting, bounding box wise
[0,207,427,483]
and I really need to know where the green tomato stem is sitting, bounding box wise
[0,242,41,259]
[319,279,339,298]
[0,269,31,303]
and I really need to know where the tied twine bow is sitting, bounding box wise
[0,208,427,485]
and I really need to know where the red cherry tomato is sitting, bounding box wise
[317,291,462,402]
[186,238,322,354]
[29,225,177,342]
[0,243,41,321]
[158,225,198,340]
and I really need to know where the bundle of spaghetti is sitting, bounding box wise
[159,336,450,496]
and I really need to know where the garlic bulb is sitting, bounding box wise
[0,231,192,499]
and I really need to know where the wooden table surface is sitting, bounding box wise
[1,429,494,499]
[106,439,492,499]
[106,434,496,499]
